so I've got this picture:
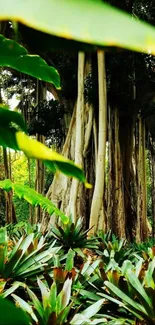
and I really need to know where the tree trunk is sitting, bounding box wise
[42,55,95,232]
[28,158,33,224]
[35,81,46,223]
[89,50,107,234]
[3,148,16,224]
[136,117,148,242]
[112,108,126,238]
[150,137,155,242]
[107,105,113,231]
[67,52,85,222]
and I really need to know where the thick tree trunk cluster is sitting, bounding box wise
[41,52,149,241]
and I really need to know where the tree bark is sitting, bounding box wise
[113,108,126,238]
[35,81,46,223]
[150,137,155,241]
[136,117,148,242]
[89,50,107,234]
[67,52,85,222]
[42,56,94,232]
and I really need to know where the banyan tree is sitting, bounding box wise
[1,0,155,242]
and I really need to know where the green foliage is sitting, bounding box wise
[97,231,137,269]
[1,226,155,325]
[0,179,69,223]
[0,227,60,288]
[11,153,35,221]
[0,297,30,325]
[13,197,29,222]
[97,257,155,324]
[50,217,98,252]
[1,1,155,324]
[0,105,90,186]
[12,275,104,325]
[27,277,72,325]
[6,222,42,240]
[0,34,60,88]
[1,1,155,55]
[129,238,155,255]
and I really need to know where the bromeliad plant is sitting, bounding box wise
[49,217,99,253]
[12,276,104,325]
[12,277,73,325]
[6,222,43,241]
[0,227,61,294]
[96,231,138,269]
[99,258,155,325]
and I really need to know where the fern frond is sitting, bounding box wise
[0,179,69,224]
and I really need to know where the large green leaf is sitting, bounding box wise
[0,179,69,224]
[0,106,90,187]
[0,34,60,88]
[16,132,88,184]
[1,1,155,54]
[0,106,27,131]
[0,297,30,325]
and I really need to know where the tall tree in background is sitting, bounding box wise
[1,0,155,241]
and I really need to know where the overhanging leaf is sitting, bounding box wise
[0,106,27,131]
[16,131,88,185]
[0,127,19,150]
[0,106,90,187]
[1,1,155,54]
[0,34,60,88]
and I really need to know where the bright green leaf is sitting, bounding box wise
[0,107,90,186]
[16,131,88,184]
[0,34,60,88]
[1,1,155,54]
[0,106,27,132]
